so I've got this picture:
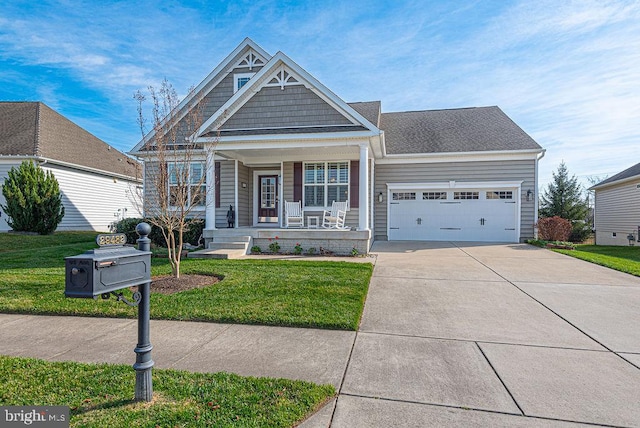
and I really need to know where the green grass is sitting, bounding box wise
[0,355,334,427]
[0,232,373,330]
[553,245,640,277]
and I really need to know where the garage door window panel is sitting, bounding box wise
[454,191,479,200]
[486,190,513,200]
[392,192,416,200]
[423,192,447,200]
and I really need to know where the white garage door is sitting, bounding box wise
[388,188,519,242]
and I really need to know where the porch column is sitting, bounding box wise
[234,160,239,228]
[359,144,370,231]
[206,151,216,230]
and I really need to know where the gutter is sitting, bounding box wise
[0,156,141,183]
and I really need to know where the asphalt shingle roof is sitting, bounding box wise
[593,162,640,188]
[0,102,140,178]
[347,101,381,128]
[379,106,541,155]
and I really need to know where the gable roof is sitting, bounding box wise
[0,102,140,179]
[591,162,640,189]
[130,38,272,154]
[380,106,541,155]
[195,51,380,140]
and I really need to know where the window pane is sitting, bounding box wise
[338,162,348,183]
[328,185,348,203]
[190,163,204,184]
[237,77,250,90]
[192,186,205,206]
[327,162,349,184]
[305,163,325,184]
[168,164,177,185]
[304,185,324,206]
[169,186,179,206]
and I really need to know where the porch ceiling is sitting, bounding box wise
[216,145,361,166]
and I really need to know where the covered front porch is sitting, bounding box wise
[200,138,377,255]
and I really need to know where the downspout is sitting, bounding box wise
[534,150,546,238]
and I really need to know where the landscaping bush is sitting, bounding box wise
[112,217,144,244]
[112,217,204,247]
[536,216,572,241]
[1,161,64,234]
[569,221,592,243]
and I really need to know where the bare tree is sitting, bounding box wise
[133,79,215,278]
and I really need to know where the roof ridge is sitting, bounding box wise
[381,106,497,115]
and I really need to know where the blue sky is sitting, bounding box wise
[1,0,638,190]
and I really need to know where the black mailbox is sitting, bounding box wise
[65,233,152,298]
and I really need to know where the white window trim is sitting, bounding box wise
[303,161,350,210]
[167,161,206,210]
[234,72,255,93]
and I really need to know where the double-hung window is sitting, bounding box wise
[167,162,206,207]
[304,162,349,208]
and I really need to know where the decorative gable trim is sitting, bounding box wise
[265,65,300,90]
[232,49,267,71]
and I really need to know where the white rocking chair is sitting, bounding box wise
[322,201,348,229]
[284,200,304,228]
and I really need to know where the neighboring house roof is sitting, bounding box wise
[0,102,140,179]
[380,106,542,155]
[591,162,640,190]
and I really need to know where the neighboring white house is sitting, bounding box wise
[0,102,142,232]
[591,162,640,246]
[130,38,545,254]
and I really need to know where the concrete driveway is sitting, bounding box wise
[310,241,640,427]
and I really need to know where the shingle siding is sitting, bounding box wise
[221,86,352,130]
[374,160,537,241]
[594,179,640,245]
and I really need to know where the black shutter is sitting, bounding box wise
[293,162,302,202]
[350,161,359,208]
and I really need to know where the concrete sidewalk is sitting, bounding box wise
[2,242,640,427]
[0,314,354,389]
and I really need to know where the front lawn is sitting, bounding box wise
[0,355,334,427]
[0,232,373,330]
[553,245,640,277]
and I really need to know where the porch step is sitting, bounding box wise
[187,248,246,259]
[207,242,247,250]
[188,235,252,259]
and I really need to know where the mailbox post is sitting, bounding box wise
[133,222,153,402]
[64,222,154,402]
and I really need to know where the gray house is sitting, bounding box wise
[591,162,640,246]
[0,102,142,232]
[130,38,545,254]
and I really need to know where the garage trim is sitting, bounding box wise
[386,181,523,242]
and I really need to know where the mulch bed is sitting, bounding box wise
[132,274,220,295]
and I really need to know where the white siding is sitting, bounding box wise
[0,162,14,231]
[594,179,640,245]
[0,161,141,232]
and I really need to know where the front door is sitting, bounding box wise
[258,175,278,223]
